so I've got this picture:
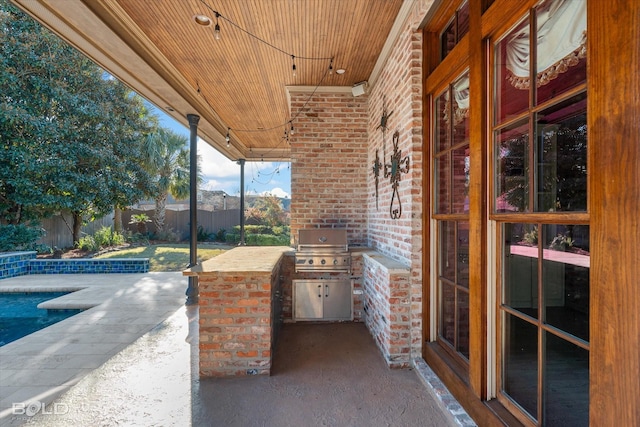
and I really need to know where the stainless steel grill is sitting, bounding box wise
[295,228,351,273]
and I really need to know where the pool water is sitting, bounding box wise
[0,292,84,347]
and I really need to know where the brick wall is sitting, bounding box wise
[364,1,428,359]
[287,1,431,363]
[289,90,369,247]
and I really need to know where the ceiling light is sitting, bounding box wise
[193,14,212,27]
[336,69,346,75]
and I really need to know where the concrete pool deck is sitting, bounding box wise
[0,273,186,426]
[0,273,473,427]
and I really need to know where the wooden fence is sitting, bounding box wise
[38,208,242,248]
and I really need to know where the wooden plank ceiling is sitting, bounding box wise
[13,0,404,160]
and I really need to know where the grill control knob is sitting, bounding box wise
[308,259,313,264]
[333,259,339,265]
[321,259,326,265]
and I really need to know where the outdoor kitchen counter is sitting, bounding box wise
[183,246,292,275]
[183,246,291,377]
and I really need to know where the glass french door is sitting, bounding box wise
[492,1,589,425]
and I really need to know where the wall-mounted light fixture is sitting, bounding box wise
[352,81,368,97]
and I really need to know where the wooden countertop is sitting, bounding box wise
[183,246,292,276]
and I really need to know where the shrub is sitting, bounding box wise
[197,225,213,242]
[77,235,100,252]
[127,232,150,245]
[0,224,45,252]
[215,228,227,242]
[244,225,273,235]
[550,234,574,251]
[33,244,53,255]
[93,226,126,247]
[245,234,290,246]
[523,226,538,245]
[77,227,126,251]
[154,228,180,242]
[225,232,240,244]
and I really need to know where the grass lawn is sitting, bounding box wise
[94,243,230,272]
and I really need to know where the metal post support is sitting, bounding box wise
[237,158,246,246]
[186,113,200,305]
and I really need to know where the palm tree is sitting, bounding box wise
[142,128,196,236]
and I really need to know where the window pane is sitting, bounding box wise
[495,18,530,124]
[439,221,456,281]
[496,120,529,213]
[440,282,455,345]
[542,224,589,342]
[435,152,451,214]
[535,0,587,105]
[503,223,539,319]
[452,146,470,214]
[457,289,469,359]
[452,74,470,147]
[441,20,456,60]
[457,1,470,41]
[544,332,589,426]
[503,313,538,420]
[457,221,469,288]
[535,92,587,212]
[435,91,451,152]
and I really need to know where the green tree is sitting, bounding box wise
[0,0,156,244]
[143,128,200,235]
[253,194,287,227]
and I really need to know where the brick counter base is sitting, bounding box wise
[362,251,411,368]
[184,246,290,377]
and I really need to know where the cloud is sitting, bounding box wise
[196,138,291,197]
[261,187,290,198]
[198,139,238,178]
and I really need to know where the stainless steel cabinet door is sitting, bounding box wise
[323,281,352,320]
[293,281,323,320]
[293,280,353,321]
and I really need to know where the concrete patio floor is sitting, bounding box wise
[0,273,474,427]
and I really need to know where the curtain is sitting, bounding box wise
[506,0,586,89]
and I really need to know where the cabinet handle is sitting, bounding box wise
[318,284,322,298]
[325,284,329,298]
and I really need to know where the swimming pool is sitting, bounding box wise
[0,292,84,346]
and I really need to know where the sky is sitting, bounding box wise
[150,105,291,199]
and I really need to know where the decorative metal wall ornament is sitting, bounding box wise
[372,150,382,209]
[372,97,393,210]
[384,131,410,219]
[376,101,394,134]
